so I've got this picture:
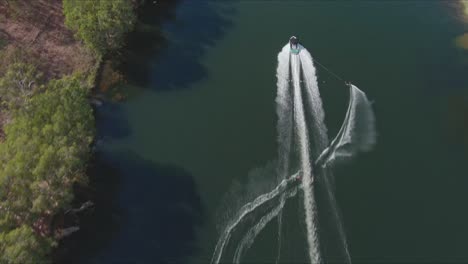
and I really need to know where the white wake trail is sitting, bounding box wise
[291,53,321,264]
[211,173,299,264]
[299,49,328,149]
[233,187,298,264]
[276,45,293,180]
[275,44,293,264]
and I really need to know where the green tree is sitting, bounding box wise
[0,225,52,264]
[0,75,94,263]
[63,0,136,55]
[0,62,42,108]
[0,75,94,224]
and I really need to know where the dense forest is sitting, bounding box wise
[0,0,137,262]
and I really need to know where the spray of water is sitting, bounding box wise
[316,84,376,168]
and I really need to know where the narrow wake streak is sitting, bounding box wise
[275,210,283,264]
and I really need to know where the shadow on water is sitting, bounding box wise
[55,1,237,262]
[54,152,122,264]
[95,101,132,140]
[120,0,178,86]
[57,151,204,264]
[122,0,236,91]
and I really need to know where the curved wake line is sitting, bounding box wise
[275,210,283,264]
[233,187,298,264]
[211,172,299,264]
[292,53,321,264]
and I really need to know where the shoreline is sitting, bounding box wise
[53,1,180,262]
[0,0,178,262]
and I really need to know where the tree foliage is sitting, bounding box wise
[63,0,136,55]
[0,76,94,262]
[0,225,52,264]
[0,62,42,108]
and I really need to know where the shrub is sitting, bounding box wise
[63,0,136,55]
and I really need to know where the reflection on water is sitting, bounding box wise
[455,33,468,49]
[446,95,468,151]
[461,0,468,18]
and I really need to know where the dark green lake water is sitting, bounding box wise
[74,1,468,263]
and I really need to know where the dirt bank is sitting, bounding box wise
[0,0,96,139]
[0,0,95,78]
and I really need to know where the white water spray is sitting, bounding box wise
[316,84,376,168]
